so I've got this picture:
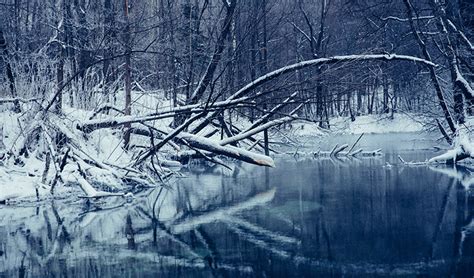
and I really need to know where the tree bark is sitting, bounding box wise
[123,0,132,148]
[0,28,20,112]
[403,0,457,134]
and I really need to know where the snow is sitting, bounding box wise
[0,111,24,152]
[447,19,474,51]
[428,124,474,163]
[455,64,474,97]
[334,114,424,134]
[290,114,423,136]
[0,107,132,201]
[0,160,73,202]
[0,169,40,201]
[179,132,276,167]
[0,111,68,202]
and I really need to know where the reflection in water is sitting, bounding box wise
[0,134,473,277]
[429,165,474,276]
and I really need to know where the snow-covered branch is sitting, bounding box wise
[446,19,474,51]
[0,97,39,104]
[454,64,474,98]
[380,15,434,22]
[220,116,294,146]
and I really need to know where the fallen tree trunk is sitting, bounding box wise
[178,132,275,167]
[428,128,474,164]
[190,53,438,134]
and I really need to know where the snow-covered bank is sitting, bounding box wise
[291,114,424,137]
[0,108,128,202]
[0,103,425,203]
[335,114,424,134]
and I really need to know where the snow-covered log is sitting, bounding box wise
[228,54,436,102]
[428,128,474,164]
[242,91,299,133]
[77,94,258,133]
[380,15,434,22]
[74,173,125,199]
[178,133,275,167]
[220,102,305,148]
[398,155,428,166]
[135,113,205,165]
[331,144,349,156]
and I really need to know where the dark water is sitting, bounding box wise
[1,133,473,277]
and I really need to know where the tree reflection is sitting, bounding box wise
[429,165,474,276]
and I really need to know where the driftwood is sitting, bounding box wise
[301,133,383,158]
[313,148,382,158]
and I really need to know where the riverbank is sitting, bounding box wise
[0,111,426,203]
[290,113,424,137]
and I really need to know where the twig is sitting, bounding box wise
[348,133,364,154]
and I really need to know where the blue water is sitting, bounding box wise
[0,133,473,277]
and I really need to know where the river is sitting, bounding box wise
[0,133,473,277]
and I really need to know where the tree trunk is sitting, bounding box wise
[0,28,20,112]
[382,75,389,114]
[103,0,114,104]
[403,0,457,134]
[123,0,132,148]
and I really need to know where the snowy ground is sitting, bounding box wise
[290,113,424,137]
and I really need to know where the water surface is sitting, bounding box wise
[0,133,473,277]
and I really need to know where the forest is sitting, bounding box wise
[0,0,473,276]
[0,0,472,196]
